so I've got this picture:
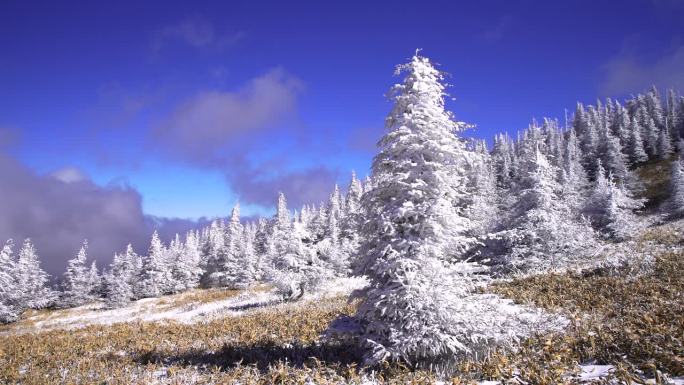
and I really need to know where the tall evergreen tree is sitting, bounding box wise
[657,125,673,159]
[583,163,644,240]
[574,103,599,177]
[172,231,203,291]
[627,117,648,166]
[14,239,52,309]
[60,241,96,307]
[137,230,171,298]
[597,123,629,182]
[0,240,19,323]
[560,128,589,212]
[104,250,135,308]
[495,148,595,271]
[350,53,488,366]
[345,171,363,216]
[667,156,684,219]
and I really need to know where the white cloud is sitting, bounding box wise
[601,44,684,96]
[155,68,303,162]
[151,16,244,54]
[51,167,87,183]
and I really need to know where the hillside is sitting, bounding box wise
[1,220,682,384]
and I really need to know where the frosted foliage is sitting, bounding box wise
[667,158,684,219]
[104,247,135,308]
[60,241,97,307]
[583,163,644,240]
[176,231,203,290]
[14,239,52,309]
[493,149,596,273]
[137,230,172,298]
[265,194,332,299]
[349,54,534,367]
[0,240,19,323]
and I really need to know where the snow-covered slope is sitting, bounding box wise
[2,277,368,335]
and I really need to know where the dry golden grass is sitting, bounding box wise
[0,296,364,384]
[156,287,241,308]
[1,230,682,384]
[488,251,684,381]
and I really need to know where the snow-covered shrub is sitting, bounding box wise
[583,163,645,240]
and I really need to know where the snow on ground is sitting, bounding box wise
[577,365,614,382]
[3,277,369,335]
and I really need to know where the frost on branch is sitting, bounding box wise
[327,53,563,370]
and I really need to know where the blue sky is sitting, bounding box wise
[2,0,684,220]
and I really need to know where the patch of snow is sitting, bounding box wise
[5,277,367,334]
[578,364,614,382]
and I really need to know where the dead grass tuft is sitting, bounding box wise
[488,251,684,380]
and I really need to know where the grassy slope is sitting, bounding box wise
[0,162,682,384]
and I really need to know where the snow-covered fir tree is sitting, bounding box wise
[137,230,172,298]
[583,162,644,240]
[171,231,203,291]
[657,124,673,159]
[667,156,684,219]
[0,240,19,323]
[14,239,53,310]
[201,219,225,287]
[59,241,97,307]
[574,103,600,178]
[560,128,590,212]
[627,116,649,166]
[465,151,499,236]
[491,147,595,272]
[345,171,363,216]
[597,122,629,182]
[87,261,101,298]
[265,192,329,299]
[348,53,494,367]
[104,248,135,308]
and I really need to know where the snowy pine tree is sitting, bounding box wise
[657,125,673,159]
[0,240,19,323]
[265,192,328,299]
[493,148,595,272]
[345,171,363,216]
[349,53,490,366]
[583,163,644,240]
[59,241,96,307]
[137,230,172,297]
[667,156,684,219]
[14,239,53,309]
[171,231,203,291]
[560,128,590,212]
[627,116,649,166]
[104,250,135,308]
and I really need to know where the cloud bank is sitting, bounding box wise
[0,152,200,277]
